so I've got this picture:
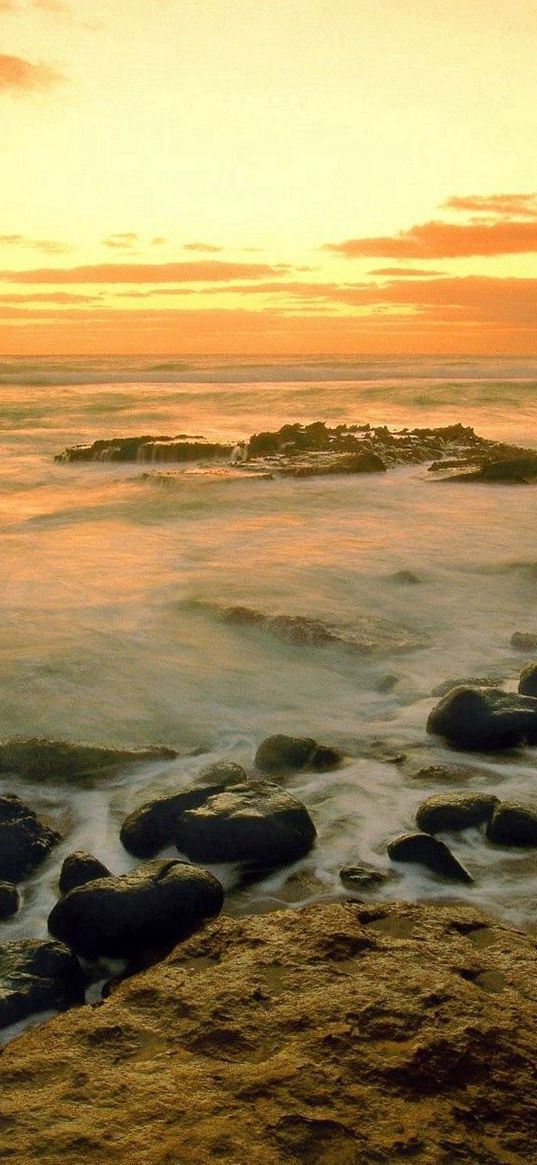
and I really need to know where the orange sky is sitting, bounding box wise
[0,1,536,355]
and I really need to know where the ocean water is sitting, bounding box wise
[1,354,537,982]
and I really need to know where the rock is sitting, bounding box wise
[206,602,428,656]
[0,738,177,781]
[120,764,250,858]
[391,569,421,585]
[0,939,84,1028]
[56,435,232,464]
[416,793,500,833]
[280,450,387,477]
[431,676,503,697]
[387,833,473,883]
[0,794,60,882]
[451,455,537,483]
[48,859,224,960]
[174,781,317,868]
[487,802,537,846]
[339,864,393,891]
[59,852,113,895]
[426,685,537,750]
[518,662,537,696]
[511,631,537,652]
[2,902,537,1163]
[0,882,19,920]
[255,734,342,774]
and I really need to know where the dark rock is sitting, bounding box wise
[255,734,342,774]
[451,455,537,483]
[0,738,177,781]
[339,864,393,892]
[0,882,19,920]
[374,674,400,693]
[391,570,421,585]
[120,764,249,858]
[431,676,503,698]
[56,435,232,464]
[59,852,113,895]
[487,802,537,846]
[174,781,317,868]
[387,833,473,883]
[0,939,84,1028]
[519,663,537,696]
[426,685,537,751]
[217,605,425,655]
[48,859,224,960]
[511,632,537,652]
[416,793,500,834]
[280,451,387,477]
[0,794,60,882]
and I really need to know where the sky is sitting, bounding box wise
[0,0,536,355]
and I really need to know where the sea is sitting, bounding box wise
[1,353,536,1030]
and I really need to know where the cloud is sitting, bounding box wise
[102,233,139,250]
[0,291,99,303]
[367,267,446,278]
[323,218,537,259]
[444,194,537,219]
[151,237,167,246]
[0,260,292,283]
[0,53,64,92]
[183,242,224,254]
[0,234,71,254]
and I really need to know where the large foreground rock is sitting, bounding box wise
[0,939,84,1028]
[0,902,536,1163]
[426,684,537,750]
[48,859,224,960]
[174,782,317,868]
[0,738,177,781]
[0,793,60,882]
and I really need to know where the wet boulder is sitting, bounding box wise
[486,802,537,846]
[0,939,84,1028]
[48,859,224,961]
[426,685,537,751]
[59,851,112,895]
[0,738,177,781]
[255,734,342,774]
[174,781,317,869]
[0,882,19,921]
[518,662,537,697]
[120,763,249,858]
[339,864,393,892]
[0,794,60,882]
[416,793,500,834]
[387,833,473,883]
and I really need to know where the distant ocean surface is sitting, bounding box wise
[1,353,537,977]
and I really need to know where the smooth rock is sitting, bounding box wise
[174,781,317,868]
[487,802,537,846]
[0,882,19,920]
[426,684,537,750]
[0,738,177,781]
[255,734,342,774]
[48,859,224,960]
[511,631,537,652]
[0,794,60,882]
[59,851,112,895]
[0,939,84,1028]
[431,676,503,697]
[387,832,473,883]
[518,662,537,697]
[416,793,500,834]
[339,864,393,892]
[120,764,249,858]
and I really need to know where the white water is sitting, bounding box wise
[1,355,537,978]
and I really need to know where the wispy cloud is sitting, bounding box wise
[323,219,537,259]
[102,233,139,250]
[0,260,292,283]
[444,193,537,219]
[0,53,64,92]
[183,242,224,253]
[367,267,446,278]
[0,234,71,254]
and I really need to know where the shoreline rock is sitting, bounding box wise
[0,738,177,781]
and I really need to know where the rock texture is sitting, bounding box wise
[0,738,177,781]
[55,435,232,464]
[0,939,84,1028]
[0,793,60,882]
[174,782,317,868]
[0,902,536,1164]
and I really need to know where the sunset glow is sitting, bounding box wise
[1,0,536,354]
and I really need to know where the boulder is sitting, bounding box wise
[48,859,224,960]
[59,852,113,895]
[518,662,537,697]
[387,832,473,883]
[56,435,232,464]
[431,676,503,697]
[511,631,537,652]
[120,763,249,858]
[255,734,342,774]
[0,738,177,781]
[0,882,19,921]
[0,939,84,1028]
[487,802,537,846]
[174,782,317,868]
[339,864,393,892]
[416,793,500,834]
[426,685,537,750]
[0,794,60,882]
[391,569,422,585]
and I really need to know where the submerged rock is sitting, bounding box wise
[255,734,342,774]
[510,631,537,652]
[174,782,317,869]
[416,793,500,834]
[0,794,60,882]
[448,454,537,484]
[215,604,426,655]
[487,802,537,846]
[120,764,250,858]
[279,450,387,477]
[0,738,177,781]
[0,882,19,920]
[431,676,503,697]
[58,851,113,895]
[0,939,84,1028]
[2,902,536,1163]
[387,832,473,883]
[339,864,393,892]
[48,859,224,960]
[426,685,537,750]
[518,662,537,696]
[56,435,232,464]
